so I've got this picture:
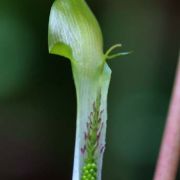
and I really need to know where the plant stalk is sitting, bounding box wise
[153,52,180,180]
[72,63,111,180]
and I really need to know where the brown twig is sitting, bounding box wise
[153,52,180,180]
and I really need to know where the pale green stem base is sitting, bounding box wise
[72,62,111,180]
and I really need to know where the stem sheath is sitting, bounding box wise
[72,63,111,180]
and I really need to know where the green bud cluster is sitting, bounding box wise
[81,162,97,180]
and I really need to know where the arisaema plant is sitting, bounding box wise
[48,0,130,179]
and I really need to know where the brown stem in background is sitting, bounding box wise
[153,52,180,180]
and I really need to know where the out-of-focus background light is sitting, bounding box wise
[0,0,179,179]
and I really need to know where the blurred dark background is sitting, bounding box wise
[0,0,179,179]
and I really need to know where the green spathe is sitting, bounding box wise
[48,0,129,179]
[48,0,104,69]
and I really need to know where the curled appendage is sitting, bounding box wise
[81,162,97,180]
[81,93,103,180]
[105,44,132,60]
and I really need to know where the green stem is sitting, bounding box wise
[72,62,111,180]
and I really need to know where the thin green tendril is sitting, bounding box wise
[104,44,132,60]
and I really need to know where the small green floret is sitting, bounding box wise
[81,162,98,180]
